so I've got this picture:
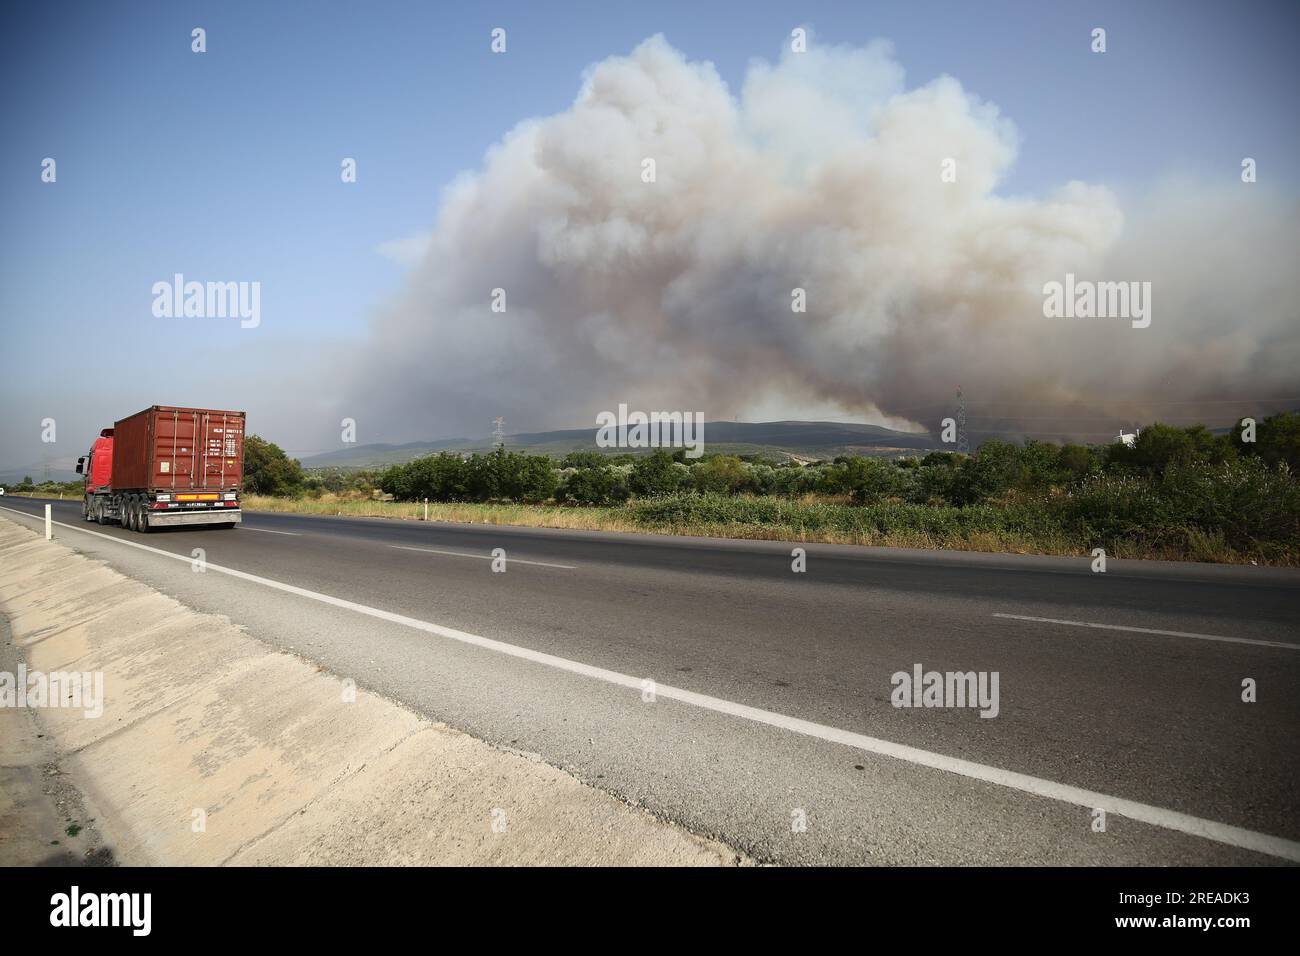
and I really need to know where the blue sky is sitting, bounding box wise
[2,0,1297,471]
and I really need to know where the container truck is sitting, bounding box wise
[76,406,246,532]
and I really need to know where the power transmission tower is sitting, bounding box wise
[492,417,505,450]
[955,386,969,454]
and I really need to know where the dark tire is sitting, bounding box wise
[82,496,91,521]
[138,506,151,533]
[125,496,138,531]
[95,499,108,525]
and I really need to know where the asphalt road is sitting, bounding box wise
[3,495,1298,865]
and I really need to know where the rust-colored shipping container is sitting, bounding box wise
[111,406,246,492]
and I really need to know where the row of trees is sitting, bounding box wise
[368,414,1299,508]
[380,448,559,503]
[3,477,83,496]
[235,413,1298,508]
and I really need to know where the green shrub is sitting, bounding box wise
[556,466,629,505]
[905,463,960,504]
[1056,443,1096,480]
[1051,457,1298,557]
[629,450,687,496]
[1106,422,1237,476]
[560,451,609,469]
[689,456,750,494]
[244,435,304,496]
[407,452,471,501]
[1234,411,1300,472]
[817,456,901,503]
[380,448,556,503]
[950,440,1019,504]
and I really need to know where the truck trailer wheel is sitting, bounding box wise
[138,505,151,533]
[125,496,138,531]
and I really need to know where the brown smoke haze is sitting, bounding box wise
[342,36,1300,443]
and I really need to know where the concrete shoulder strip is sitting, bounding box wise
[0,513,743,866]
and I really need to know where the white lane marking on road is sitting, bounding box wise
[5,503,1298,863]
[392,544,575,569]
[993,612,1300,651]
[241,526,301,535]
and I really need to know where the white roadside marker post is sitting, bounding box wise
[45,504,52,540]
[424,498,429,521]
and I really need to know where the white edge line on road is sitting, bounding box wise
[392,544,576,569]
[4,503,1298,863]
[241,527,301,536]
[993,612,1300,651]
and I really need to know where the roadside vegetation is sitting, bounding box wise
[2,478,83,498]
[23,418,1298,564]
[236,413,1300,565]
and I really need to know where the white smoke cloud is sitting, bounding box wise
[342,35,1298,444]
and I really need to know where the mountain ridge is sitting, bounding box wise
[299,420,940,468]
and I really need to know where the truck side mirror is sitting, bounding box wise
[75,457,85,474]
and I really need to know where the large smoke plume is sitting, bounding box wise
[340,36,1299,444]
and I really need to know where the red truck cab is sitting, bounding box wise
[77,429,114,494]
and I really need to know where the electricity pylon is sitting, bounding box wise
[956,386,969,454]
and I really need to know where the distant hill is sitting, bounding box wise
[0,465,80,484]
[300,420,939,469]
